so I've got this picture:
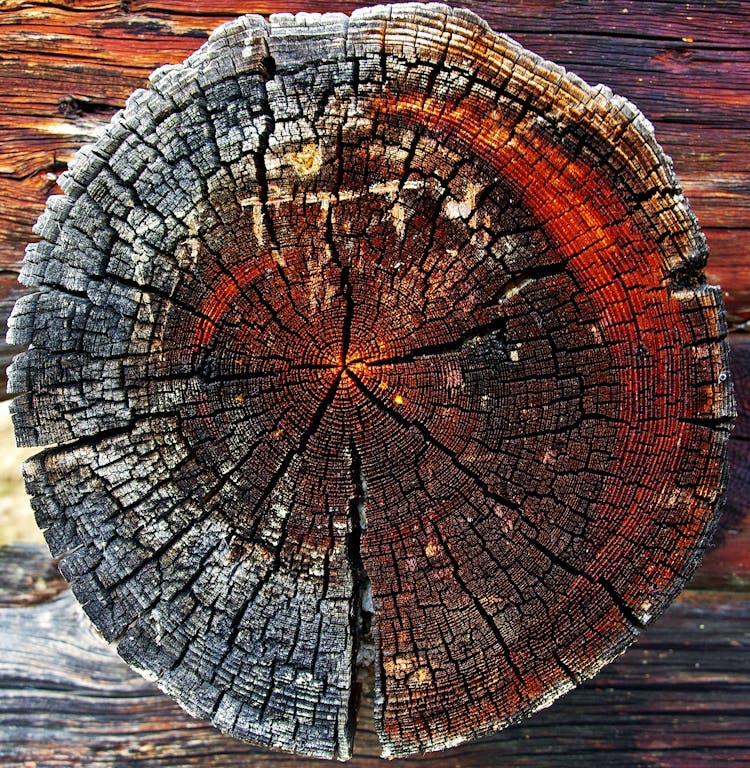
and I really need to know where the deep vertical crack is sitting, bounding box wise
[344,438,373,756]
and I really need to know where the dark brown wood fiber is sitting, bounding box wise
[1,1,745,763]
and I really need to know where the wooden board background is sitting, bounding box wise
[0,1,748,766]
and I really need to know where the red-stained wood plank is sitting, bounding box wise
[694,333,750,589]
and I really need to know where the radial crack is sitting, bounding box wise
[368,315,508,366]
[343,438,374,756]
[480,261,568,308]
[430,519,527,697]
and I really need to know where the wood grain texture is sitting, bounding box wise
[0,543,748,768]
[697,333,750,590]
[1,0,748,354]
[5,3,735,759]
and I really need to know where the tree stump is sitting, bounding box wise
[7,3,734,760]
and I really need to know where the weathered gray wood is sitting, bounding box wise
[0,542,66,608]
[0,544,748,768]
[7,4,734,760]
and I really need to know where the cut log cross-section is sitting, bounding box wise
[7,3,734,761]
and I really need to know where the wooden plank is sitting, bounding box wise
[694,334,750,590]
[0,542,66,607]
[0,543,747,767]
[705,232,750,328]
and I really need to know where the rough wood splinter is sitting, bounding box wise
[6,2,734,760]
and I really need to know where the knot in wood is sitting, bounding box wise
[7,3,733,761]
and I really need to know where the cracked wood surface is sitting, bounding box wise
[2,1,741,761]
[0,542,748,767]
[0,0,748,405]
